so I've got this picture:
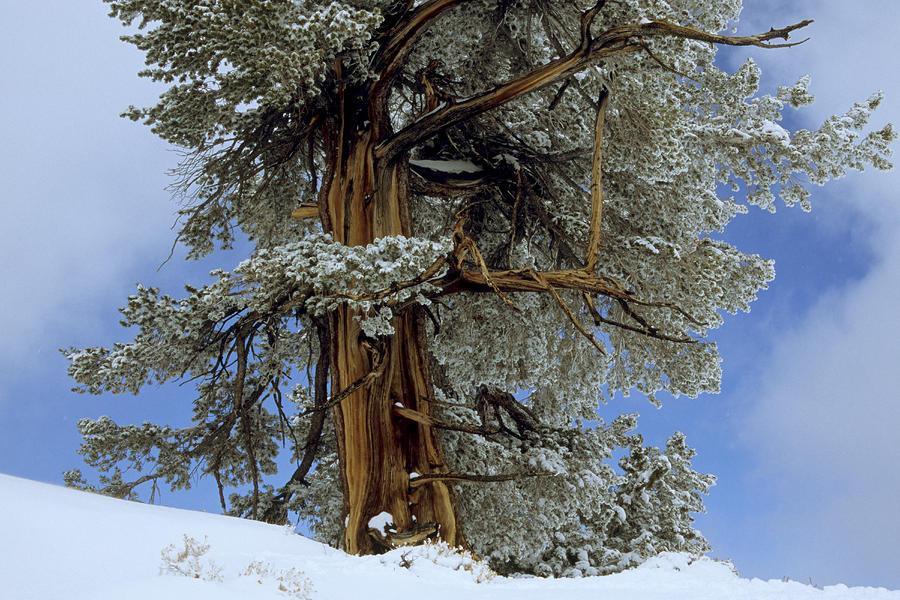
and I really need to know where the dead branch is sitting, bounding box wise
[408,471,554,488]
[475,386,541,438]
[446,266,631,300]
[291,203,319,219]
[373,0,470,78]
[261,316,332,523]
[450,213,520,311]
[392,405,500,436]
[582,292,695,344]
[368,521,440,550]
[295,337,388,418]
[328,253,448,304]
[370,0,472,137]
[528,269,606,354]
[595,18,813,50]
[585,89,609,272]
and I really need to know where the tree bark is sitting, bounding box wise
[322,83,462,555]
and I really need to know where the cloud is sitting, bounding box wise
[729,0,900,587]
[0,3,176,371]
[741,200,900,584]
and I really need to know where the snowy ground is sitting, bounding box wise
[1,473,897,600]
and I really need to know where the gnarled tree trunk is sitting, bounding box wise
[321,82,462,555]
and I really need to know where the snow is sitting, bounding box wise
[1,473,897,600]
[759,119,792,146]
[368,511,394,532]
[408,159,483,174]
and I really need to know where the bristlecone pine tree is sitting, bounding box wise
[64,0,894,577]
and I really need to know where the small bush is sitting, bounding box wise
[159,535,223,581]
[240,561,315,599]
[160,535,315,599]
[382,540,496,583]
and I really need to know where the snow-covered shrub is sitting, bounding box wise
[381,539,496,583]
[160,534,315,598]
[239,561,316,599]
[159,534,223,582]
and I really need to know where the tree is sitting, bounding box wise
[64,0,894,576]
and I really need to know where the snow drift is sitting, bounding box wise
[0,473,896,599]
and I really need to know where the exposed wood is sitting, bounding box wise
[393,405,499,436]
[290,204,320,219]
[409,471,554,488]
[368,521,440,551]
[449,267,631,300]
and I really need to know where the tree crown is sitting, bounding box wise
[66,0,894,577]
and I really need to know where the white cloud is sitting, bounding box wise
[731,0,900,587]
[742,198,900,582]
[0,3,176,370]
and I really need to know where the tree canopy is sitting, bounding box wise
[65,0,894,577]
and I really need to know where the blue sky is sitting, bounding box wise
[1,0,897,589]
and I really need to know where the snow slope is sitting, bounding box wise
[0,473,896,600]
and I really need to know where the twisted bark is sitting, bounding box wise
[320,84,462,554]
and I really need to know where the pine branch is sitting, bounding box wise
[373,0,470,77]
[376,19,811,162]
[585,89,609,272]
[261,317,332,524]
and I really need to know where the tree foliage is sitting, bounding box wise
[65,0,893,577]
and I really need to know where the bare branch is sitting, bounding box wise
[370,0,471,130]
[450,214,521,311]
[373,0,469,76]
[582,293,695,344]
[445,267,632,301]
[528,269,606,355]
[261,316,332,523]
[296,338,387,418]
[290,203,319,219]
[580,1,610,49]
[408,471,554,488]
[328,253,448,304]
[598,18,814,50]
[393,405,500,436]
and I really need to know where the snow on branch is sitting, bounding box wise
[376,17,812,163]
